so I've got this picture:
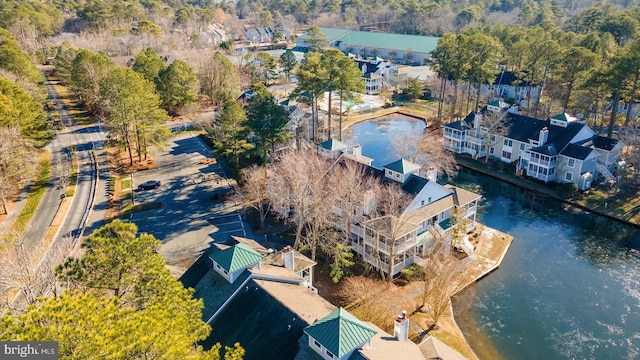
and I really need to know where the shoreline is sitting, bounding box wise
[422,223,513,360]
[342,106,429,130]
[457,159,640,229]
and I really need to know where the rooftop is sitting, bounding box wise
[319,138,349,151]
[383,159,421,174]
[209,242,265,273]
[299,27,440,54]
[304,307,377,359]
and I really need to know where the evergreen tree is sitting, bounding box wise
[211,99,254,165]
[156,59,199,114]
[246,84,289,164]
[132,47,166,83]
[279,49,297,82]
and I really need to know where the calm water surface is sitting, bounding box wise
[343,117,426,167]
[347,118,640,360]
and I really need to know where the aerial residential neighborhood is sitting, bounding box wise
[1,1,640,360]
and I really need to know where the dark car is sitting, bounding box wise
[137,180,161,191]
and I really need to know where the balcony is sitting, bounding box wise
[444,132,464,141]
[529,157,556,168]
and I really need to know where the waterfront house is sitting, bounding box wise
[443,105,624,190]
[269,142,481,277]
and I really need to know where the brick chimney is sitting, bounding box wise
[394,310,409,342]
[283,246,295,271]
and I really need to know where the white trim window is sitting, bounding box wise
[565,172,573,181]
[568,158,575,168]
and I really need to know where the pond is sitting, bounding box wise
[342,116,426,167]
[346,117,640,359]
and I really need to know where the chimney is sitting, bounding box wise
[363,190,375,216]
[283,246,295,271]
[394,310,409,342]
[473,113,482,130]
[352,144,362,159]
[426,167,437,182]
[538,127,549,145]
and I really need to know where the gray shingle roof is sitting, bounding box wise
[560,143,595,160]
[592,135,619,151]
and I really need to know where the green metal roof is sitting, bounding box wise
[304,307,376,358]
[209,243,264,273]
[318,138,348,151]
[550,113,572,122]
[299,27,440,54]
[383,159,421,174]
[487,100,509,108]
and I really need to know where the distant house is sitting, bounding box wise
[443,105,625,190]
[201,23,228,45]
[480,70,541,106]
[245,23,290,43]
[296,27,440,65]
[351,56,394,95]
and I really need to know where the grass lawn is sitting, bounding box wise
[51,79,92,126]
[1,151,51,250]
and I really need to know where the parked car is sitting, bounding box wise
[138,180,161,191]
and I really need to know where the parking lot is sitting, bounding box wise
[130,133,253,277]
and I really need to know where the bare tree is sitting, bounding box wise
[329,160,379,242]
[477,109,510,162]
[0,127,35,215]
[421,251,466,330]
[338,276,413,332]
[364,183,414,282]
[239,165,270,229]
[619,120,640,188]
[391,128,459,179]
[0,231,74,313]
[267,147,335,250]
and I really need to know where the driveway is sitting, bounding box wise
[129,133,253,277]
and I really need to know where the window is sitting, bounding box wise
[565,172,573,181]
[520,143,526,151]
[395,173,401,179]
[503,139,513,147]
[313,340,321,349]
[502,151,511,159]
[568,158,575,168]
[490,147,495,154]
[325,350,335,359]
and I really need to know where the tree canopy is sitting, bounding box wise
[1,220,245,360]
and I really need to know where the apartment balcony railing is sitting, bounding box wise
[529,157,556,168]
[444,133,464,141]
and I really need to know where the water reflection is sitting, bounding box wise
[452,170,640,360]
[345,118,640,359]
[343,117,426,167]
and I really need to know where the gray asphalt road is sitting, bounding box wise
[130,133,253,277]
